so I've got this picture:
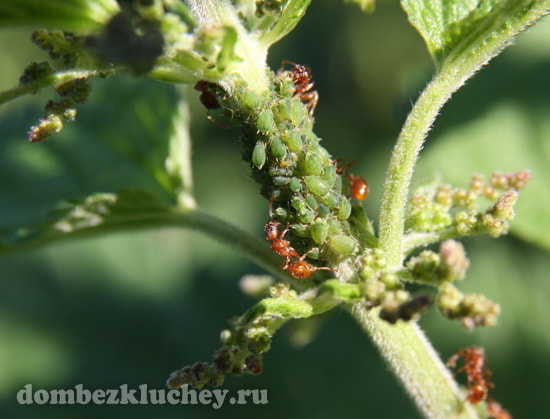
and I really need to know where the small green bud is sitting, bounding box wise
[270,136,287,159]
[305,176,329,197]
[439,240,470,282]
[251,141,267,169]
[328,234,357,255]
[407,250,441,284]
[365,278,385,304]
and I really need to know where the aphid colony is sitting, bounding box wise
[196,63,371,278]
[447,347,512,418]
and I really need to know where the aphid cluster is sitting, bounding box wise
[195,62,372,276]
[446,347,493,404]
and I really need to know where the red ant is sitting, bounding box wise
[446,346,494,404]
[264,197,333,279]
[194,81,220,110]
[334,159,369,201]
[278,60,319,116]
[194,81,233,128]
[487,399,512,419]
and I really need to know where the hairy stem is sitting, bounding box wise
[349,304,478,419]
[378,70,457,266]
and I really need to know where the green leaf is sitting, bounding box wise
[259,0,312,47]
[0,0,119,32]
[0,190,175,253]
[415,103,550,251]
[401,0,550,67]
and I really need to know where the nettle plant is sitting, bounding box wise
[1,0,549,418]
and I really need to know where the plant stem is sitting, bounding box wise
[402,228,460,255]
[0,69,114,107]
[378,70,457,266]
[349,304,478,419]
[0,206,311,288]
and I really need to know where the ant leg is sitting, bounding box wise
[302,91,318,116]
[446,354,460,368]
[267,195,277,219]
[206,114,231,129]
[279,60,297,73]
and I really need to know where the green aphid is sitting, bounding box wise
[279,80,294,98]
[244,90,261,109]
[339,197,352,220]
[327,218,341,234]
[328,235,357,255]
[252,141,267,169]
[304,193,319,210]
[289,177,301,192]
[269,165,293,177]
[275,207,289,219]
[316,146,331,164]
[323,164,337,187]
[310,220,329,244]
[291,195,307,213]
[333,174,343,192]
[282,131,302,152]
[318,204,330,217]
[304,152,324,176]
[273,176,291,186]
[257,109,276,134]
[323,191,340,209]
[305,176,329,197]
[306,248,321,259]
[292,224,309,237]
[274,100,292,122]
[299,208,315,224]
[270,136,287,159]
[290,99,306,126]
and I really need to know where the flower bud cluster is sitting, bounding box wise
[406,171,531,237]
[437,283,501,330]
[167,282,305,388]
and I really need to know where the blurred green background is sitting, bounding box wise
[1,1,550,418]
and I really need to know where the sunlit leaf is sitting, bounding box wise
[0,190,173,253]
[401,0,550,66]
